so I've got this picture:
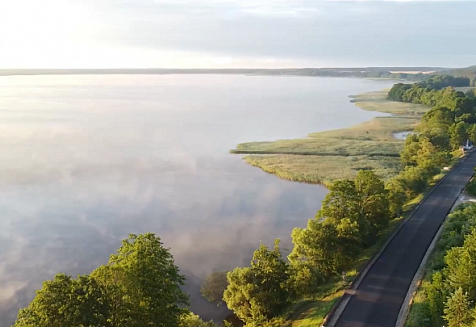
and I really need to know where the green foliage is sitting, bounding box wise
[13,274,110,327]
[450,121,469,149]
[387,83,413,101]
[396,166,429,196]
[466,179,476,196]
[426,272,447,326]
[14,234,192,327]
[289,222,356,278]
[91,233,189,327]
[469,124,476,144]
[405,204,476,327]
[289,171,391,289]
[201,271,228,306]
[385,178,407,217]
[444,229,476,301]
[287,263,323,299]
[443,288,472,327]
[179,313,217,327]
[355,170,390,232]
[223,240,291,326]
[318,179,360,221]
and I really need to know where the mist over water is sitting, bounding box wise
[0,75,397,325]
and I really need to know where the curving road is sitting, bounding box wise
[331,151,476,327]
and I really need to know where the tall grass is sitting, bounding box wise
[231,89,427,184]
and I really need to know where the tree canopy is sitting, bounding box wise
[13,234,215,327]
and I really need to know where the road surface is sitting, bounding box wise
[333,151,476,327]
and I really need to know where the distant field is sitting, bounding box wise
[231,89,427,184]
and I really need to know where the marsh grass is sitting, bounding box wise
[349,90,428,115]
[244,155,401,184]
[231,89,426,183]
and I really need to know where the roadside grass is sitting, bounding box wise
[281,292,344,327]
[231,89,427,184]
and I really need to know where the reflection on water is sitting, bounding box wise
[0,75,397,325]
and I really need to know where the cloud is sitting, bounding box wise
[1,0,476,68]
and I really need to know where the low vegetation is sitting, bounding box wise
[466,178,476,196]
[231,91,424,184]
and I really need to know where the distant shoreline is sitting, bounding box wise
[0,67,444,77]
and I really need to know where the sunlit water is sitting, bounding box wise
[0,75,397,325]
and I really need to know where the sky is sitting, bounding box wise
[0,0,476,69]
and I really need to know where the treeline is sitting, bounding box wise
[385,75,476,228]
[407,202,476,327]
[216,170,401,326]
[200,77,476,326]
[387,75,476,195]
[387,75,471,102]
[13,234,217,327]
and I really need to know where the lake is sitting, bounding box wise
[0,75,397,325]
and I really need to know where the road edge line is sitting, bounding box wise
[321,153,470,327]
[395,176,474,327]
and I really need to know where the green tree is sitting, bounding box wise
[397,166,429,195]
[420,106,454,136]
[13,274,110,327]
[385,178,406,217]
[289,221,357,278]
[317,179,359,222]
[223,240,291,325]
[222,267,257,325]
[401,134,421,167]
[201,271,228,306]
[450,122,469,149]
[287,263,323,299]
[469,124,476,144]
[354,170,390,232]
[92,233,189,327]
[179,313,217,327]
[426,271,448,326]
[445,230,476,301]
[415,137,448,174]
[443,288,473,327]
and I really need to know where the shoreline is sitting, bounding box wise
[231,89,427,185]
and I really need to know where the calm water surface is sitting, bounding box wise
[0,75,397,325]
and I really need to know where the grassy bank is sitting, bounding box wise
[231,90,427,184]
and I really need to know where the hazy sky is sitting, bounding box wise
[1,0,475,68]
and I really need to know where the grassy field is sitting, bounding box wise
[231,90,427,184]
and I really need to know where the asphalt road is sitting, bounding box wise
[333,151,476,327]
